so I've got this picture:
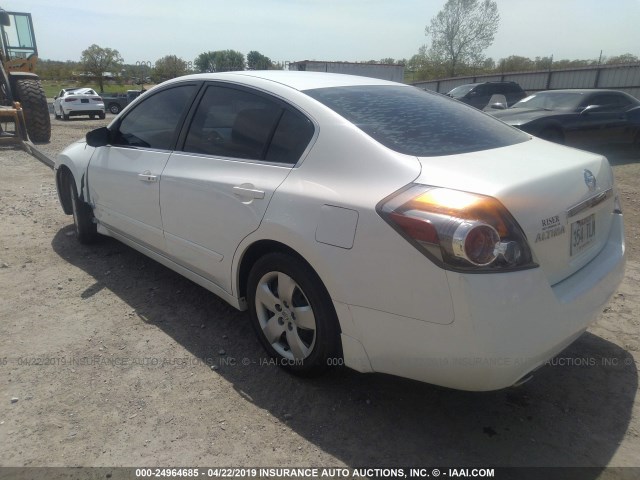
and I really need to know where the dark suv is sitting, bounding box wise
[446,81,527,110]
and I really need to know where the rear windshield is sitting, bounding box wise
[304,85,528,157]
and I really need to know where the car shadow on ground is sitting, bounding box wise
[51,228,637,472]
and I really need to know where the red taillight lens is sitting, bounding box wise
[64,97,77,102]
[377,185,537,272]
[92,97,102,101]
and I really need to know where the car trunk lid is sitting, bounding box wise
[414,138,616,285]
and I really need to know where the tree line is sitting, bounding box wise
[407,0,639,81]
[35,46,285,91]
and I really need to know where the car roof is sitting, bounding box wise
[162,70,404,91]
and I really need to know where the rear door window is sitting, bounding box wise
[183,85,315,164]
[265,109,315,164]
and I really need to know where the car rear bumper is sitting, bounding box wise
[341,213,625,391]
[62,104,105,115]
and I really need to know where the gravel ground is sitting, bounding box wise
[0,115,639,476]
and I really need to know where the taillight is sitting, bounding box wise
[64,97,77,102]
[92,97,102,101]
[377,185,538,272]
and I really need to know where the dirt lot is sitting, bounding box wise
[1,116,639,475]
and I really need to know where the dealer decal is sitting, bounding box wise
[535,214,566,243]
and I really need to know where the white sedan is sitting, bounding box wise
[53,71,625,391]
[53,87,105,120]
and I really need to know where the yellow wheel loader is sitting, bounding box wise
[0,8,51,143]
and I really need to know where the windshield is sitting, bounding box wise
[447,84,476,98]
[304,85,528,157]
[512,91,586,111]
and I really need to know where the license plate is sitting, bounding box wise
[570,213,596,256]
[81,99,89,103]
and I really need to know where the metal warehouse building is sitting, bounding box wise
[290,60,405,83]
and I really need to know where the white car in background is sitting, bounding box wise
[53,87,105,120]
[53,71,625,391]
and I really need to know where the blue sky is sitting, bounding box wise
[8,0,640,64]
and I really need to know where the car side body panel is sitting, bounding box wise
[54,72,626,391]
[161,152,293,294]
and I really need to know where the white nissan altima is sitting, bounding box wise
[54,71,625,391]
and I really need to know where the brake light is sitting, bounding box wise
[377,185,537,272]
[92,97,102,101]
[64,97,77,102]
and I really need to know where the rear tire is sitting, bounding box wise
[109,103,120,114]
[247,252,342,377]
[14,78,51,143]
[68,175,98,244]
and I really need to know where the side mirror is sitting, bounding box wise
[484,94,508,112]
[86,127,111,147]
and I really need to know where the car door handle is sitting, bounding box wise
[233,185,265,199]
[138,171,157,183]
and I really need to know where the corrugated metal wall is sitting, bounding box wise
[413,63,640,99]
[291,61,405,83]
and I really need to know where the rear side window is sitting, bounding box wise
[183,85,314,164]
[266,109,315,164]
[305,85,528,156]
[113,85,197,150]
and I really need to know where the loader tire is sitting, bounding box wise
[14,78,51,143]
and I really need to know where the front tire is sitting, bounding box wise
[68,175,98,244]
[108,103,120,114]
[247,253,342,376]
[14,78,51,143]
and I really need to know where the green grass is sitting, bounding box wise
[41,81,144,98]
